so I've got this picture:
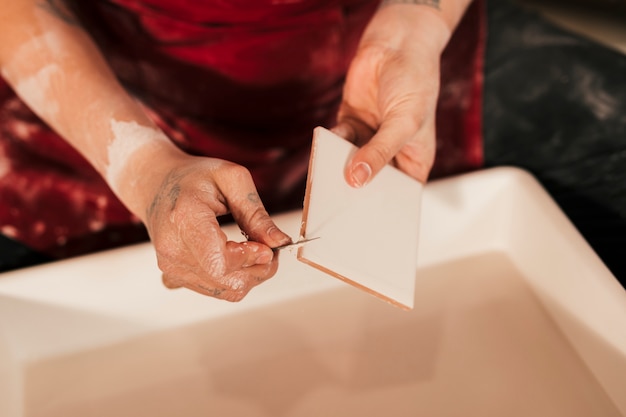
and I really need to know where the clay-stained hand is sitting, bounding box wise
[334,4,452,186]
[144,156,292,302]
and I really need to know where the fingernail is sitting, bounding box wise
[268,226,290,246]
[351,162,372,188]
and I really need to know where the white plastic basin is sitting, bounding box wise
[0,167,625,417]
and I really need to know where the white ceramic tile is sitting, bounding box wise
[296,127,423,310]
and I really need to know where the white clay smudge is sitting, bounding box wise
[106,120,169,193]
[12,64,61,120]
[1,32,69,120]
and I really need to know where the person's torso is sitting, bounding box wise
[71,0,379,133]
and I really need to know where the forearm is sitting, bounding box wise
[0,0,184,221]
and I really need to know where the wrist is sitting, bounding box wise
[362,0,469,54]
[110,130,187,223]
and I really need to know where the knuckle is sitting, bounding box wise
[406,113,424,134]
[244,206,273,234]
[161,267,191,289]
[223,163,253,183]
[161,273,180,289]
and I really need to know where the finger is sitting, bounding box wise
[215,165,292,248]
[186,259,278,302]
[224,240,274,270]
[219,254,280,290]
[344,114,420,188]
[333,113,376,147]
[185,233,272,279]
[189,239,277,291]
[254,249,280,284]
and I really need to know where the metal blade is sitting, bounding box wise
[272,237,320,251]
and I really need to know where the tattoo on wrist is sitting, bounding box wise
[37,0,80,26]
[380,0,440,10]
[147,170,184,221]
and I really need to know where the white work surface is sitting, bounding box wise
[1,167,625,417]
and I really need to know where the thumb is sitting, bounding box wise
[237,199,291,248]
[344,117,415,188]
[217,168,292,248]
[231,195,292,249]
